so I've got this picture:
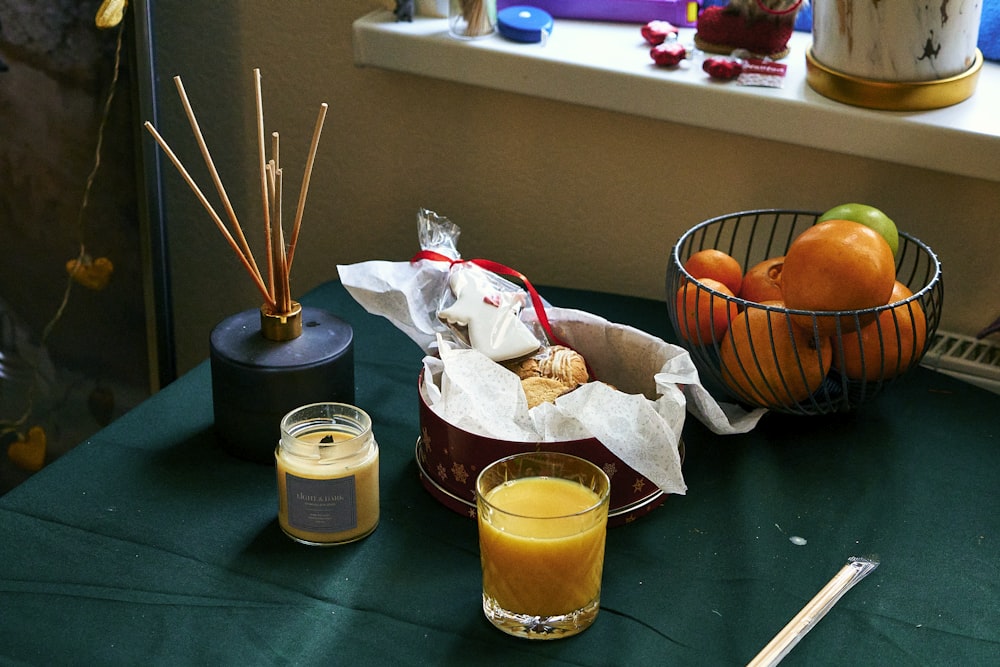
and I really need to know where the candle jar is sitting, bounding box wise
[275,402,379,546]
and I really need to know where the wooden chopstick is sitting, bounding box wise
[747,556,879,667]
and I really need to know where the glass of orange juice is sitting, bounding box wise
[476,451,611,639]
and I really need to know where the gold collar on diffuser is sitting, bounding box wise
[260,301,303,341]
[805,48,984,111]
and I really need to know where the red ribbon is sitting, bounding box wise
[411,250,571,350]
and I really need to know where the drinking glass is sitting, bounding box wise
[449,0,496,39]
[476,451,611,639]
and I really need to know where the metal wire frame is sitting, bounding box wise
[665,210,943,415]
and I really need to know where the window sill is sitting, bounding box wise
[353,10,1000,183]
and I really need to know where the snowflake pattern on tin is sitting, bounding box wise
[603,462,617,478]
[436,463,447,481]
[451,462,469,484]
[632,477,646,494]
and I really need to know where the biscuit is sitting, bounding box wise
[521,376,570,409]
[503,355,540,380]
[505,345,589,388]
[537,345,589,388]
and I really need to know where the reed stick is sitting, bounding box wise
[254,69,274,303]
[146,68,327,320]
[287,102,328,271]
[272,167,291,314]
[268,131,281,302]
[172,76,264,290]
[264,158,288,314]
[143,121,274,307]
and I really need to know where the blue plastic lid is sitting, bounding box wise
[497,6,554,44]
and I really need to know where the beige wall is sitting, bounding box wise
[150,1,999,375]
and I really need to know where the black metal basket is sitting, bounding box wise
[665,209,943,415]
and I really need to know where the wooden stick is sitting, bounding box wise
[265,161,289,314]
[254,69,274,302]
[172,76,264,287]
[747,557,879,667]
[286,102,328,271]
[460,0,492,36]
[146,68,321,320]
[264,161,282,311]
[271,131,280,175]
[273,167,291,313]
[143,121,274,308]
[269,131,281,301]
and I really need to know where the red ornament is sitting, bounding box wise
[703,57,743,80]
[641,20,679,46]
[650,42,687,67]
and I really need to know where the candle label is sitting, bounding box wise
[285,473,357,533]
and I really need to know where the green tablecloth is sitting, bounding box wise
[2,281,997,665]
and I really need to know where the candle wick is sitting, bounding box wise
[320,434,335,443]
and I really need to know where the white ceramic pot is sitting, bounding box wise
[812,0,983,82]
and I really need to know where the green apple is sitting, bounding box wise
[818,203,899,256]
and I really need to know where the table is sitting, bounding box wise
[2,281,997,665]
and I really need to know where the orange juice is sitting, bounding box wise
[479,476,608,616]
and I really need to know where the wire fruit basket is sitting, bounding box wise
[665,209,943,415]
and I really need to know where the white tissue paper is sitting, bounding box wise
[338,257,765,496]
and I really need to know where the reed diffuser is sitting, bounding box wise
[145,70,355,463]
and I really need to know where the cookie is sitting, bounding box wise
[437,268,540,362]
[503,355,541,380]
[521,376,570,409]
[537,345,589,388]
[505,345,589,388]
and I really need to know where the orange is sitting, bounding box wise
[780,219,896,336]
[675,278,738,345]
[683,249,743,296]
[720,301,833,408]
[835,281,927,381]
[741,256,784,304]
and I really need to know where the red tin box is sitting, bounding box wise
[416,376,682,527]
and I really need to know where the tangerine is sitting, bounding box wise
[741,256,785,304]
[675,278,738,345]
[780,219,896,336]
[835,281,927,381]
[683,249,743,296]
[720,301,833,408]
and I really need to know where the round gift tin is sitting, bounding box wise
[416,376,679,527]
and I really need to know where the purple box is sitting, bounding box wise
[495,0,701,27]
